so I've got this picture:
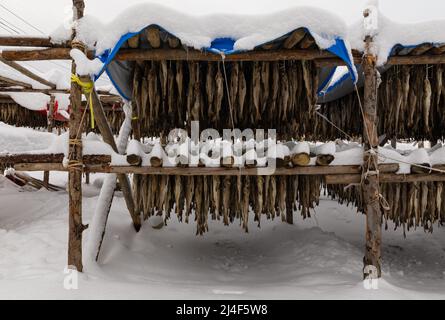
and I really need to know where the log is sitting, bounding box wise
[326,172,445,184]
[299,34,315,49]
[387,54,445,65]
[114,48,338,62]
[127,154,142,166]
[11,162,401,175]
[0,36,69,47]
[291,153,310,166]
[146,27,161,48]
[0,153,111,165]
[1,48,95,61]
[362,21,382,279]
[44,95,56,187]
[283,29,307,49]
[316,154,335,166]
[0,75,32,88]
[90,89,141,231]
[68,0,86,273]
[0,56,56,89]
[127,35,140,49]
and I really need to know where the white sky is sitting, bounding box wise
[0,0,444,36]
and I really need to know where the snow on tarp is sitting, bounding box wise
[321,9,445,102]
[350,13,445,66]
[68,3,357,100]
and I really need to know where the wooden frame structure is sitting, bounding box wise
[1,0,445,279]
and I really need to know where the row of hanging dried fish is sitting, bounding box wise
[0,103,47,129]
[131,60,318,139]
[133,174,321,235]
[326,182,445,234]
[318,64,445,141]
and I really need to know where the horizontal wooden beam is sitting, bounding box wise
[9,160,398,176]
[114,48,338,62]
[3,45,445,67]
[1,48,95,61]
[0,87,120,97]
[0,75,33,89]
[326,166,445,184]
[0,154,110,165]
[0,36,69,48]
[0,56,56,89]
[387,54,445,65]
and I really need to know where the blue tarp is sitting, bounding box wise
[94,26,358,101]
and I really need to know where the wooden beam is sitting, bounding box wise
[0,87,122,104]
[10,161,398,175]
[0,56,56,89]
[326,171,445,184]
[0,75,32,89]
[68,0,86,273]
[113,48,336,62]
[0,36,69,48]
[1,48,95,61]
[387,54,445,65]
[362,10,382,280]
[43,95,56,187]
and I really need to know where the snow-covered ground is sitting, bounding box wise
[0,171,444,300]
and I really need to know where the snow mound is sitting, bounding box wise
[74,3,348,55]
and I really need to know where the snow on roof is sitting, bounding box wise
[72,3,348,55]
[350,12,445,65]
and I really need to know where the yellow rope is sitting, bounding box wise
[71,74,95,129]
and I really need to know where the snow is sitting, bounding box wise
[70,49,104,77]
[0,171,444,299]
[0,122,54,153]
[7,92,50,111]
[74,3,348,56]
[350,11,445,65]
[315,142,336,156]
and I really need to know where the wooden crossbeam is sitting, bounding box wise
[10,162,445,184]
[0,56,56,89]
[0,75,33,89]
[0,36,69,47]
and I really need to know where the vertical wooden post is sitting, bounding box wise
[43,95,55,188]
[68,0,87,272]
[362,8,382,279]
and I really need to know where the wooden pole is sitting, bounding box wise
[0,56,56,89]
[362,8,382,279]
[43,95,55,188]
[68,0,87,273]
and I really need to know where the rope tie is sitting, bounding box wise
[369,193,391,211]
[67,138,83,171]
[71,74,95,129]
